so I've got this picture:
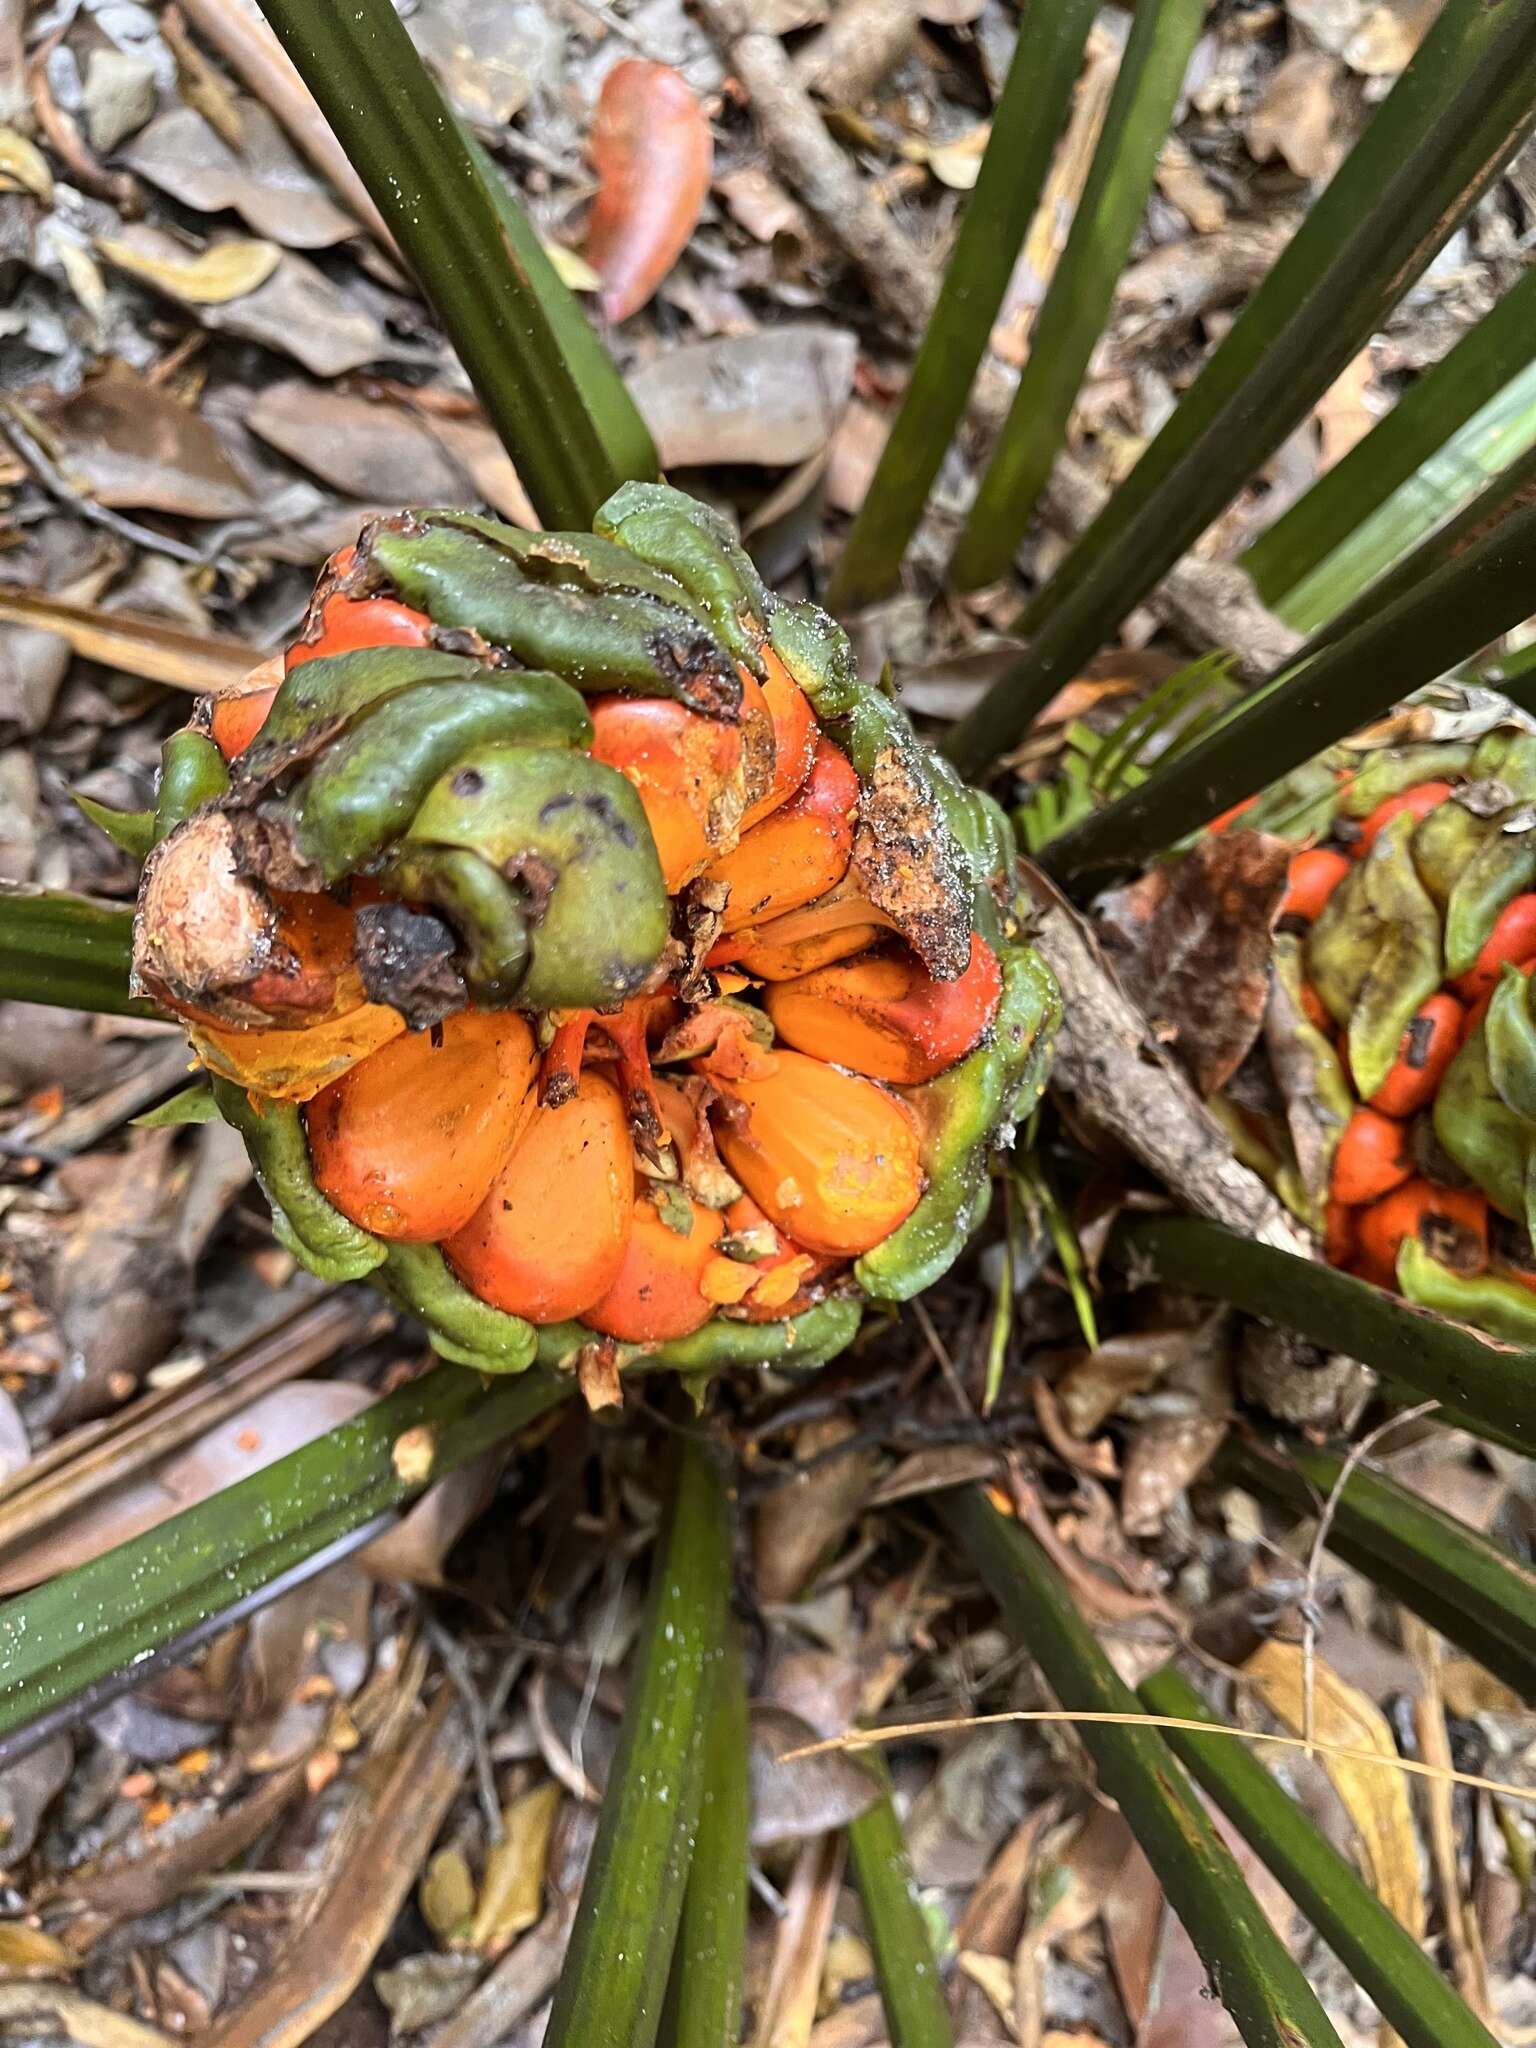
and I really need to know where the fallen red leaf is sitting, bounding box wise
[586,59,713,322]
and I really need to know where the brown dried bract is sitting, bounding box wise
[1097,828,1292,1099]
[851,744,971,981]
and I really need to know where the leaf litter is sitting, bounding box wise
[2,0,1534,2041]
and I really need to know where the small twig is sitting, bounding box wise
[27,33,139,210]
[784,1709,1536,1808]
[568,1555,627,1793]
[1297,1399,1438,1753]
[693,0,936,341]
[427,1618,503,1841]
[1021,862,1314,1256]
[0,402,212,568]
[911,1294,973,1416]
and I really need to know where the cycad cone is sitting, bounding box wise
[128,486,1058,1383]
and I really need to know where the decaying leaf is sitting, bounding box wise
[411,0,560,126]
[0,1735,72,1871]
[421,1847,477,1944]
[1246,50,1341,181]
[1246,1637,1426,1936]
[31,366,254,521]
[94,233,282,306]
[627,328,857,470]
[121,100,357,249]
[586,59,713,322]
[754,1413,876,1604]
[0,125,53,201]
[468,1780,562,1953]
[1097,829,1292,1098]
[1120,1414,1228,1537]
[748,1704,880,1847]
[1054,1329,1205,1439]
[245,381,533,524]
[45,1130,191,1428]
[95,224,387,377]
[0,590,259,696]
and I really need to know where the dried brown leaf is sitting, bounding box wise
[120,100,356,249]
[360,1448,503,1589]
[95,233,281,305]
[421,1847,477,1945]
[1246,50,1341,181]
[1120,1414,1228,1537]
[469,1780,561,1954]
[1097,829,1292,1098]
[0,590,259,695]
[33,367,254,520]
[628,327,857,469]
[1246,1639,1425,1936]
[246,382,533,523]
[97,224,387,376]
[754,1413,876,1603]
[749,1704,880,1848]
[0,1735,72,1871]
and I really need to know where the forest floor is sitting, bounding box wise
[1,1,1534,2043]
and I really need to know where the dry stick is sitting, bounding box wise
[693,0,937,342]
[784,1710,1536,1808]
[1297,1399,1438,1754]
[794,0,925,105]
[1020,863,1314,1256]
[0,1292,383,1553]
[203,1693,469,2048]
[176,0,398,255]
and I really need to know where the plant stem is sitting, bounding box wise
[0,1366,569,1755]
[658,1624,749,2048]
[459,126,659,491]
[949,0,1206,593]
[1242,264,1536,611]
[943,0,1536,775]
[824,0,1099,613]
[545,1426,733,2048]
[847,1758,954,2048]
[1140,1665,1501,2048]
[1042,489,1536,879]
[1111,1214,1535,1452]
[940,1487,1346,2048]
[253,0,622,527]
[0,887,151,1018]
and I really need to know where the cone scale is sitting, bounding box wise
[126,486,1058,1382]
[1194,721,1536,1345]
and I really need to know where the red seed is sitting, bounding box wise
[1452,896,1536,1002]
[1281,847,1352,921]
[1352,781,1454,856]
[1366,991,1462,1116]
